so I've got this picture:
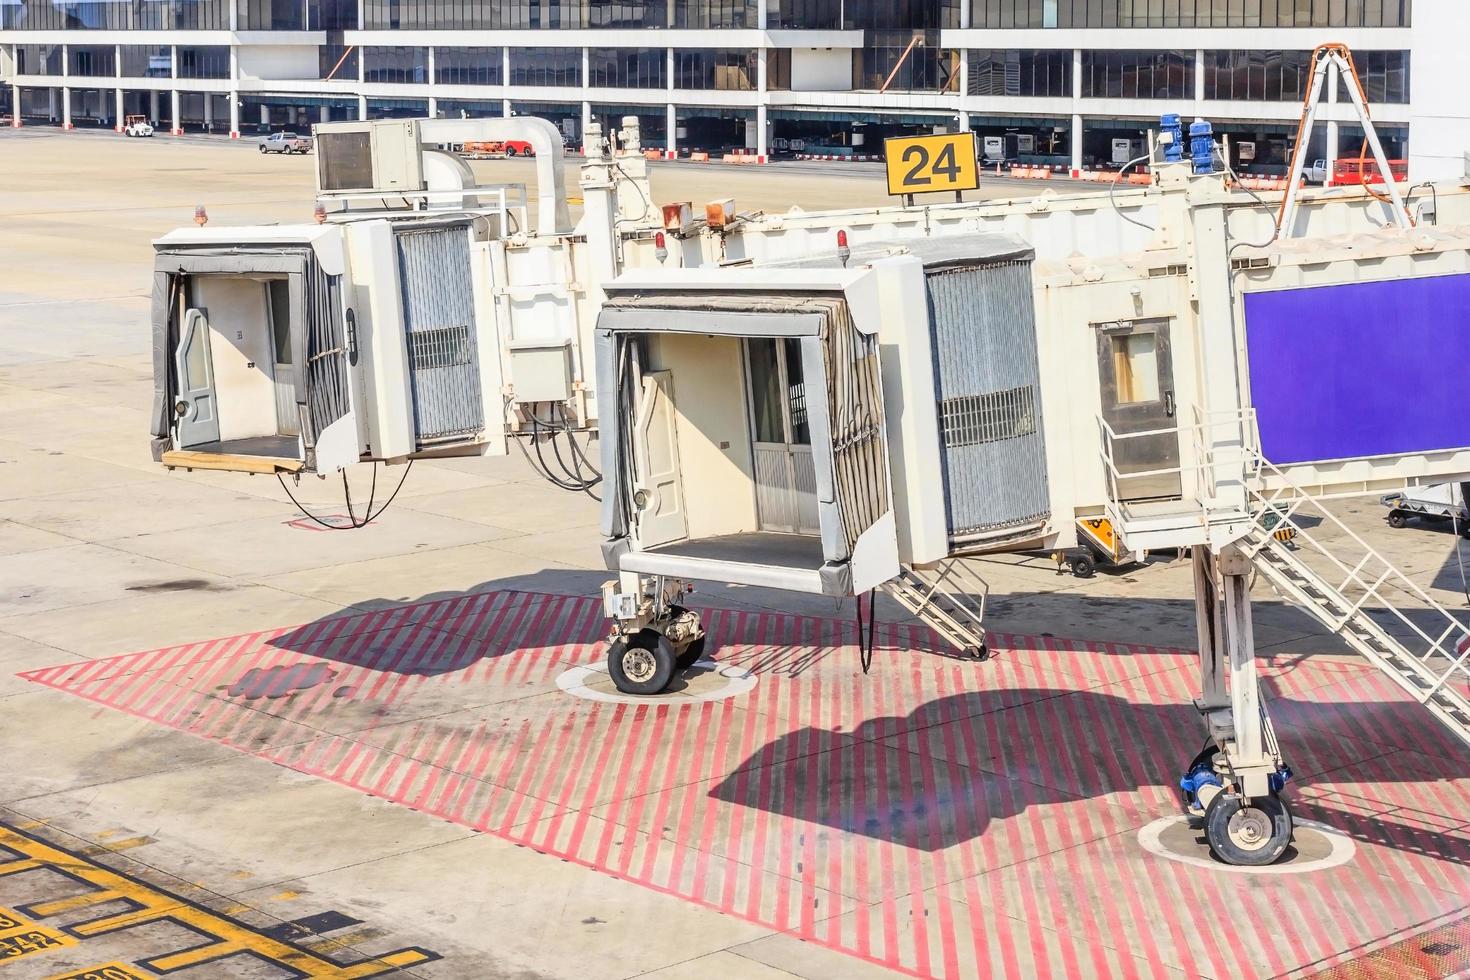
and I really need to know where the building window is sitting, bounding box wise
[1055,0,1411,27]
[363,47,429,84]
[1349,50,1410,104]
[236,0,306,30]
[969,49,1070,97]
[120,45,172,78]
[768,49,791,91]
[177,46,231,80]
[674,49,756,90]
[767,0,840,28]
[964,0,1047,28]
[675,0,755,28]
[854,31,959,93]
[509,48,582,87]
[588,48,666,89]
[436,48,504,86]
[68,45,115,76]
[16,45,63,76]
[1203,50,1309,102]
[1081,50,1195,100]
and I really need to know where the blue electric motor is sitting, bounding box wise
[1179,759,1222,813]
[1159,113,1184,163]
[1190,118,1215,174]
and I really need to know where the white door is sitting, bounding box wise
[632,370,688,548]
[747,338,820,534]
[174,308,220,448]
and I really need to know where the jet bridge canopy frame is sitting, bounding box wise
[594,278,897,600]
[149,245,354,472]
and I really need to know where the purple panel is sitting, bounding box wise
[1244,274,1470,465]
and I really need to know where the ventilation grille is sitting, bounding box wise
[941,385,1038,448]
[408,325,473,371]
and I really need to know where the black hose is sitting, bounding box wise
[277,460,413,530]
[856,589,877,674]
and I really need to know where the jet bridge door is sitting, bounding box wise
[631,370,688,548]
[174,308,220,448]
[1096,317,1182,501]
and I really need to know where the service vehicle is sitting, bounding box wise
[259,131,311,154]
[123,115,154,138]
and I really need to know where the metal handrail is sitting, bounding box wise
[1095,407,1260,513]
[1247,452,1470,704]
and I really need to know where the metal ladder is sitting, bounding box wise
[883,560,990,659]
[1239,459,1470,749]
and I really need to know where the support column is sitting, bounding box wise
[48,87,57,122]
[11,84,20,127]
[114,87,123,132]
[1071,112,1083,175]
[148,89,159,126]
[581,100,592,152]
[261,103,271,128]
[229,92,239,138]
[665,102,676,158]
[319,105,330,125]
[428,96,438,118]
[1325,120,1339,183]
[1194,48,1205,111]
[756,46,768,162]
[203,93,212,131]
[357,95,367,120]
[501,98,511,118]
[61,86,72,130]
[756,103,767,161]
[170,89,181,136]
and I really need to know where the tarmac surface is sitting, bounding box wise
[2,128,1470,979]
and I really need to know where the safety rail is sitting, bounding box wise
[1243,452,1470,743]
[1095,407,1259,518]
[884,559,990,659]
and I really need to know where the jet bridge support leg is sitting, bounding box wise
[1182,544,1296,866]
[600,572,707,696]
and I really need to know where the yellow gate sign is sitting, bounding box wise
[884,132,980,197]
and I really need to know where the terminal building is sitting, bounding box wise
[1,0,1466,180]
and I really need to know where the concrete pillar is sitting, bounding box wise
[357,95,367,120]
[261,103,270,128]
[229,92,239,138]
[61,87,71,130]
[11,84,20,127]
[958,109,970,133]
[428,96,438,118]
[170,89,181,135]
[581,47,589,89]
[148,89,159,125]
[756,103,767,160]
[48,87,57,122]
[581,100,592,151]
[203,93,213,131]
[1194,48,1205,110]
[319,105,330,124]
[1071,112,1084,175]
[502,48,511,88]
[501,98,511,118]
[665,102,676,158]
[756,0,766,28]
[114,87,123,131]
[1325,119,1339,182]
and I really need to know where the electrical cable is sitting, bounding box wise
[276,460,414,530]
[1225,165,1281,254]
[1109,154,1156,231]
[855,588,877,675]
[1449,488,1470,607]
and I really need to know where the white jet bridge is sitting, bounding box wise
[146,112,1470,867]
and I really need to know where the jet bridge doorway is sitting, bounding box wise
[746,337,820,535]
[1097,316,1182,501]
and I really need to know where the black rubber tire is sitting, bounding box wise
[1387,510,1408,529]
[675,635,706,670]
[1204,792,1293,866]
[1070,553,1097,579]
[505,146,518,157]
[258,143,267,153]
[607,630,675,696]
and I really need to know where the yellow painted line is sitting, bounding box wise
[0,906,28,931]
[77,836,154,857]
[26,890,127,918]
[0,857,45,877]
[146,939,245,972]
[0,824,435,978]
[45,962,152,980]
[269,889,302,902]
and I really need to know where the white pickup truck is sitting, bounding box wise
[259,131,311,155]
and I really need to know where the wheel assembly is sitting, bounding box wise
[1203,791,1293,866]
[607,629,676,695]
[1070,552,1097,579]
[1386,509,1408,529]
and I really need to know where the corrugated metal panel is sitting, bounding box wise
[273,367,299,436]
[396,226,484,443]
[928,260,1050,537]
[754,447,795,531]
[792,447,819,533]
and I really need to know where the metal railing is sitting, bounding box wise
[1245,453,1470,714]
[1094,406,1260,518]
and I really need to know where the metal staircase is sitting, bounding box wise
[1239,458,1470,749]
[883,560,991,660]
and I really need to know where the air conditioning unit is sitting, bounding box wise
[315,119,425,196]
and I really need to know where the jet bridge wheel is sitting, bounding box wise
[607,629,677,696]
[1387,510,1409,529]
[1203,791,1294,866]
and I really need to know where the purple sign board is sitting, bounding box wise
[1243,273,1470,465]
